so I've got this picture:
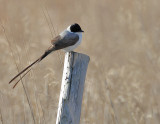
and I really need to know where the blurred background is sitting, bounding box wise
[0,0,160,124]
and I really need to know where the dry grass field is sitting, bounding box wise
[0,0,160,124]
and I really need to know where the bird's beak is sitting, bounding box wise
[80,30,84,32]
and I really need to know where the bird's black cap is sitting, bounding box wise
[70,23,84,33]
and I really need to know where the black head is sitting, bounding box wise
[70,23,84,33]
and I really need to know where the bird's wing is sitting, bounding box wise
[51,31,79,50]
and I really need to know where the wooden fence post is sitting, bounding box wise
[56,52,90,124]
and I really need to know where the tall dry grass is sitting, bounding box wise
[0,0,160,124]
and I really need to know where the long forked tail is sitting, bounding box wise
[9,46,55,86]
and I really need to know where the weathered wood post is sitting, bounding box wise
[56,52,90,124]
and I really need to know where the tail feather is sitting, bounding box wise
[9,58,40,84]
[39,47,54,61]
[13,68,32,88]
[9,46,55,86]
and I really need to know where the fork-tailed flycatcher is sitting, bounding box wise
[9,23,84,88]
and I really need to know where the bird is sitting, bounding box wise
[9,23,84,88]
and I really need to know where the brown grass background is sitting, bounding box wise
[0,0,160,124]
